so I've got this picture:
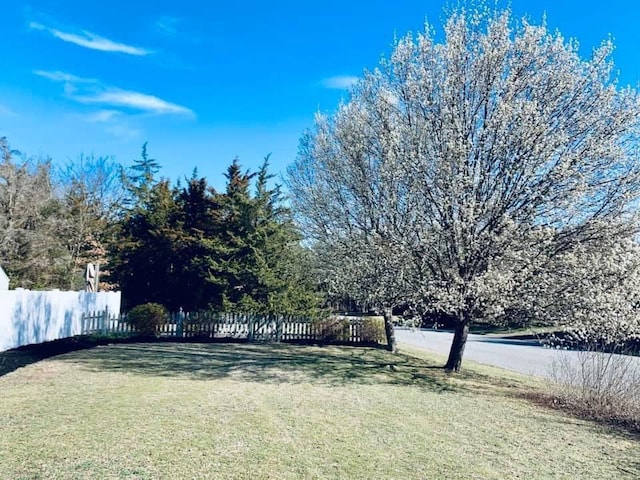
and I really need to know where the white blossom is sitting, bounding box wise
[288,7,640,369]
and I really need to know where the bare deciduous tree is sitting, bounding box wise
[0,137,64,288]
[57,154,125,290]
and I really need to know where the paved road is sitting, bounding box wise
[395,328,640,380]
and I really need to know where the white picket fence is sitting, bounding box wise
[81,309,134,336]
[81,311,385,345]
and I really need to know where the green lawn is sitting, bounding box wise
[0,342,637,479]
[468,323,558,337]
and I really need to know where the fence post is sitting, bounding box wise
[276,316,282,343]
[247,315,254,342]
[177,309,184,338]
[101,309,108,335]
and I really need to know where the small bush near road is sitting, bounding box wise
[544,347,640,433]
[360,317,386,343]
[126,303,169,336]
[313,316,385,344]
[312,316,350,342]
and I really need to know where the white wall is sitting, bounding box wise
[0,289,121,352]
[0,266,8,290]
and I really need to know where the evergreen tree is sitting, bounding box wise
[221,157,322,315]
[218,159,257,308]
[122,142,161,208]
[109,155,322,315]
[110,180,180,309]
[173,177,227,310]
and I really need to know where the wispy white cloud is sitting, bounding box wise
[84,109,122,123]
[77,90,194,116]
[29,21,152,56]
[33,70,95,83]
[321,75,359,90]
[155,16,179,36]
[79,110,138,141]
[33,69,96,94]
[34,69,194,116]
[152,15,203,44]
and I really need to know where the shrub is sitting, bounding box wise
[314,317,350,342]
[313,316,386,344]
[127,303,169,336]
[360,317,386,343]
[547,346,640,433]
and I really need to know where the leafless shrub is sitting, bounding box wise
[546,346,640,433]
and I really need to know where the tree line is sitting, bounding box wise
[0,137,120,290]
[0,139,321,315]
[110,149,320,314]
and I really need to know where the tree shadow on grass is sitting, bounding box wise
[55,341,469,393]
[2,336,532,396]
[0,336,107,377]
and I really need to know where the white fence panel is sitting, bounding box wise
[0,266,8,291]
[0,289,121,352]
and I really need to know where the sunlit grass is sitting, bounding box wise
[0,342,637,479]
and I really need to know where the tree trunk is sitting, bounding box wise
[383,307,397,353]
[445,314,470,372]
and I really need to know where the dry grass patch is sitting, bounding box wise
[0,342,638,479]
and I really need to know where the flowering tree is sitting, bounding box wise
[522,238,640,348]
[312,235,420,352]
[290,103,425,351]
[288,7,640,370]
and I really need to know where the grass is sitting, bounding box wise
[0,341,638,479]
[468,323,558,337]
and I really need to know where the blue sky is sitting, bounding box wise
[1,0,640,190]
